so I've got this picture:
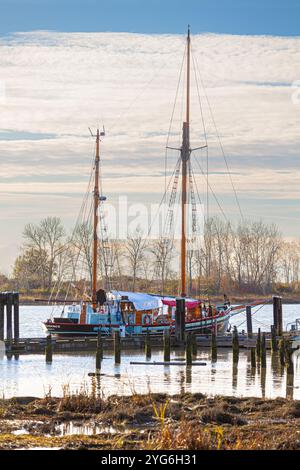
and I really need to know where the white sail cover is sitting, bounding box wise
[111,290,162,311]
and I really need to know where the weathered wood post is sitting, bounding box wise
[256,328,261,359]
[45,334,53,363]
[6,292,13,343]
[95,329,102,370]
[232,326,239,363]
[278,297,283,336]
[285,341,294,398]
[163,328,170,362]
[271,324,278,352]
[279,338,286,367]
[250,347,256,369]
[175,298,185,343]
[285,341,294,376]
[191,333,197,360]
[273,296,283,336]
[0,293,4,341]
[260,332,267,368]
[246,305,253,338]
[186,332,192,365]
[114,330,121,364]
[211,326,217,363]
[145,330,151,359]
[13,292,20,344]
[260,366,266,398]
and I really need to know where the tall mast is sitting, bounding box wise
[180,26,190,297]
[92,129,100,309]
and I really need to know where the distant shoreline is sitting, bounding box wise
[19,295,300,306]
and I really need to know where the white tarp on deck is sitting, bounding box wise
[111,290,162,311]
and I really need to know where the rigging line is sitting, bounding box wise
[189,160,204,211]
[60,175,95,303]
[50,166,94,304]
[193,153,229,224]
[232,298,272,329]
[192,48,244,221]
[191,48,209,222]
[48,147,96,304]
[108,37,187,136]
[147,155,182,239]
[164,45,187,218]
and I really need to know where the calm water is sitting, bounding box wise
[1,304,300,399]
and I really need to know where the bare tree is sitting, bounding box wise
[125,227,148,291]
[23,216,65,290]
[150,238,174,295]
[72,222,93,287]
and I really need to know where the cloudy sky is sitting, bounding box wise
[0,1,299,272]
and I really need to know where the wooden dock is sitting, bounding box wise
[4,332,293,355]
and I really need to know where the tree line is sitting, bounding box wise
[0,216,299,298]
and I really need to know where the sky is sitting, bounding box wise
[0,0,299,36]
[0,1,299,273]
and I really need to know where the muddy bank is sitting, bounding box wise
[0,392,300,450]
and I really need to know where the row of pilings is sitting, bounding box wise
[2,291,296,397]
[0,292,19,345]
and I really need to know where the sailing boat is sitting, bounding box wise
[44,28,256,337]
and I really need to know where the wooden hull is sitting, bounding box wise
[43,312,231,337]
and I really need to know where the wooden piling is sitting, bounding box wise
[279,338,286,367]
[232,326,239,363]
[271,324,278,352]
[260,332,267,368]
[250,347,256,368]
[211,328,217,363]
[278,297,283,336]
[6,293,13,343]
[45,334,53,363]
[186,332,192,365]
[191,333,197,360]
[273,296,283,336]
[175,298,185,343]
[145,330,151,359]
[114,330,121,364]
[256,328,261,358]
[95,329,102,370]
[13,293,19,343]
[163,328,170,362]
[286,343,294,400]
[0,293,4,341]
[246,305,253,338]
[285,341,294,376]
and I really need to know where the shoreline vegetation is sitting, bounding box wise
[0,391,299,450]
[18,295,300,306]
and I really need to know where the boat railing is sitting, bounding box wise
[286,318,300,332]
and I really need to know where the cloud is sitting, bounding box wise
[0,31,299,269]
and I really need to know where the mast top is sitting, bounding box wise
[187,24,190,40]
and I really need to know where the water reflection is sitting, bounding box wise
[1,348,299,400]
[260,367,266,398]
[186,366,192,385]
[232,362,238,391]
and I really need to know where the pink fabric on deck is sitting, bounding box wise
[162,299,201,309]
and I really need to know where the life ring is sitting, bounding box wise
[143,314,152,325]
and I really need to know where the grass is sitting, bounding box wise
[0,391,300,449]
